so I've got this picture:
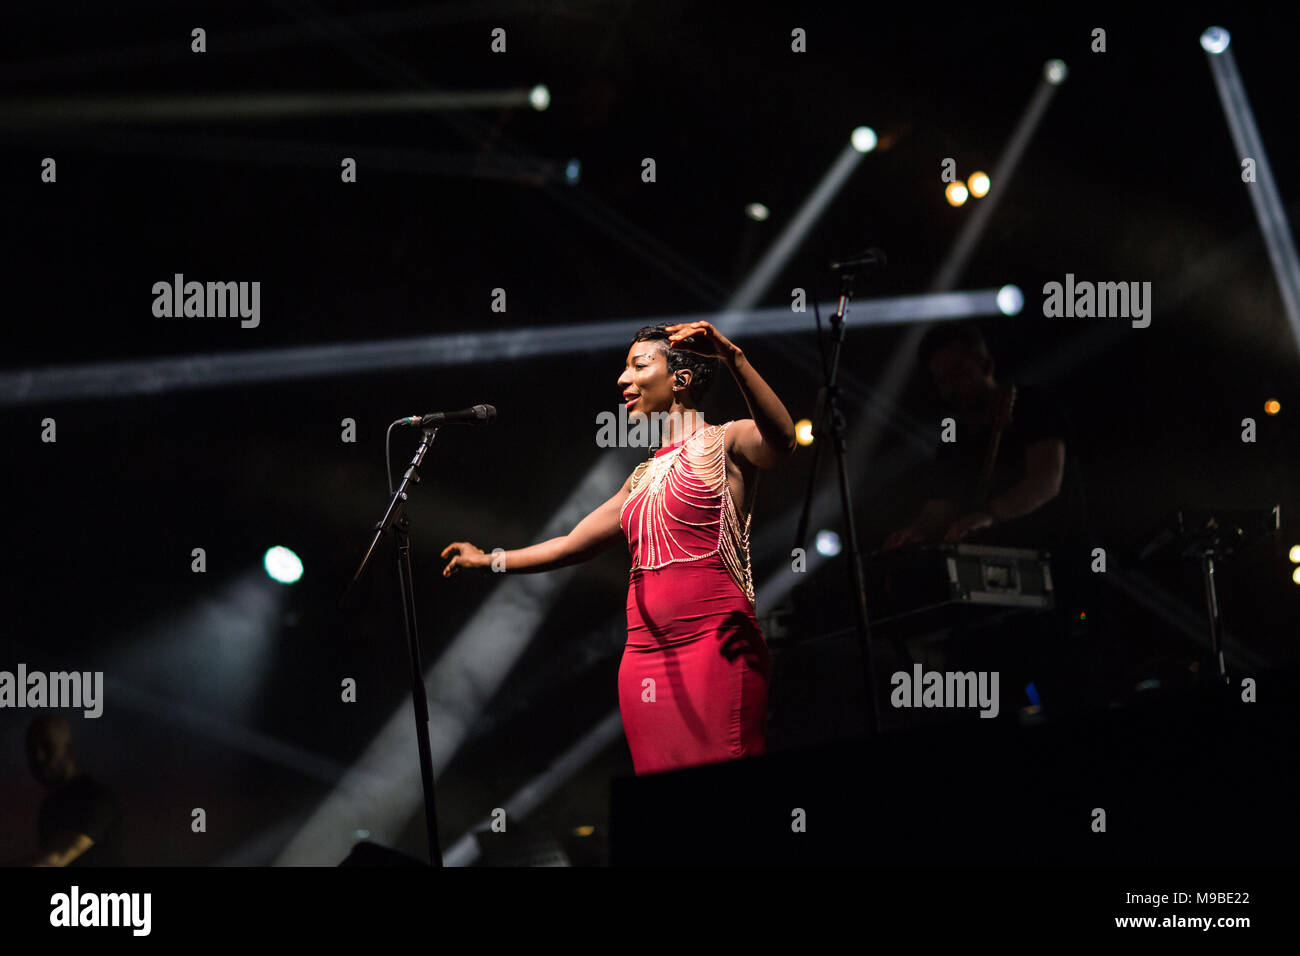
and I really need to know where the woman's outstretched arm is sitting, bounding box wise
[441,471,634,576]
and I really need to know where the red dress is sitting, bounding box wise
[617,421,772,775]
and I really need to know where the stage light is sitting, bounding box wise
[1203,28,1300,351]
[0,290,1018,407]
[795,419,815,446]
[564,159,581,184]
[945,181,969,206]
[851,126,877,153]
[263,546,303,584]
[1200,27,1231,54]
[926,60,1063,292]
[573,825,595,837]
[997,284,1024,315]
[715,129,879,337]
[1044,59,1068,84]
[353,829,370,840]
[815,530,842,557]
[1265,399,1280,415]
[968,171,990,197]
[1289,545,1300,563]
[745,202,770,221]
[1,90,545,127]
[1293,567,1300,585]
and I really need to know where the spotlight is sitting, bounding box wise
[529,84,550,111]
[1044,59,1068,84]
[1289,545,1300,563]
[1264,399,1280,415]
[851,126,877,153]
[815,530,842,557]
[745,202,770,221]
[968,171,990,197]
[945,181,969,206]
[1293,567,1300,586]
[564,158,581,184]
[1200,27,1231,54]
[264,546,303,584]
[794,419,815,446]
[572,826,595,837]
[997,284,1025,315]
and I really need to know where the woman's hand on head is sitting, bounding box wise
[665,321,737,360]
[440,541,489,577]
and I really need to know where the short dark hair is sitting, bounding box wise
[917,322,990,369]
[628,325,717,403]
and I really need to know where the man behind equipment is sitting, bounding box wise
[12,715,126,866]
[883,323,1096,714]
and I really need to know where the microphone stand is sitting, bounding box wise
[341,425,442,866]
[793,269,881,737]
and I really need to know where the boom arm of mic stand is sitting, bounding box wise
[821,270,883,736]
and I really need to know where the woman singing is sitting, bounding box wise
[440,321,796,774]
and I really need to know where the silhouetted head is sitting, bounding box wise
[918,322,996,412]
[617,325,717,416]
[26,715,77,787]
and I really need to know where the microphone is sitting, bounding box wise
[829,246,887,271]
[396,404,497,427]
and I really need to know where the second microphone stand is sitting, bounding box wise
[794,270,882,737]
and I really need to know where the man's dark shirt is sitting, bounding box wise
[37,773,126,866]
[925,384,1089,558]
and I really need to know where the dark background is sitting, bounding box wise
[1,0,1297,866]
